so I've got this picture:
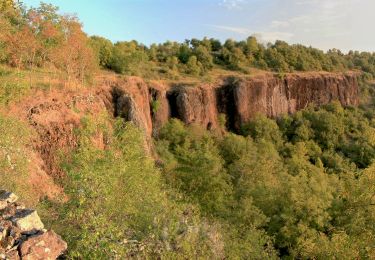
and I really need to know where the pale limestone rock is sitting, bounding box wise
[12,210,44,234]
[0,191,18,205]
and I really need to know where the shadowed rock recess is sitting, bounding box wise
[0,191,67,260]
[106,72,359,135]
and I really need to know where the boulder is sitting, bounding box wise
[19,231,67,260]
[0,192,18,208]
[0,191,66,259]
[12,210,44,234]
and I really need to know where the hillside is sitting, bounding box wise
[1,1,375,259]
[1,67,374,258]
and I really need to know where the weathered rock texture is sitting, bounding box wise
[107,72,359,134]
[110,78,153,136]
[218,72,359,131]
[10,71,359,186]
[0,190,67,259]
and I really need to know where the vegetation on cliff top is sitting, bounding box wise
[1,0,375,84]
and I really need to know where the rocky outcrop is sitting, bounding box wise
[111,78,153,136]
[221,72,359,131]
[0,190,67,259]
[108,72,359,134]
[149,83,170,137]
[16,91,109,180]
[166,84,220,131]
[9,71,359,184]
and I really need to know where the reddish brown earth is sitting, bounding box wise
[5,71,359,200]
[6,88,110,200]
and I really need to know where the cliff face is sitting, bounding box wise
[7,71,359,193]
[111,78,153,136]
[226,72,359,130]
[109,72,359,135]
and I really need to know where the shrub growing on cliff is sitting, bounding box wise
[44,116,223,258]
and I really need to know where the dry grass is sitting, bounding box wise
[0,64,98,107]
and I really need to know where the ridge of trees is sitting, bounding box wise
[1,1,375,82]
[90,36,375,79]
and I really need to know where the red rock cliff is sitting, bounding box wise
[225,72,359,130]
[107,72,359,135]
[8,71,359,186]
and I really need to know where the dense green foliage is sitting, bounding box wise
[42,115,228,259]
[90,35,375,79]
[156,100,375,258]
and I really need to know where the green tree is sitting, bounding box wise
[186,55,202,76]
[158,120,232,215]
[90,36,113,68]
[193,45,213,71]
[109,41,149,75]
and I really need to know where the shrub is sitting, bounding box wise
[42,116,220,258]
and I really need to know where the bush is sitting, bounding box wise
[43,116,221,258]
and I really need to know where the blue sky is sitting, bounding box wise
[23,0,374,52]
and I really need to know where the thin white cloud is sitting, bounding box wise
[219,0,247,10]
[210,24,294,43]
[259,0,362,48]
[270,20,290,29]
[210,25,251,35]
[210,0,374,51]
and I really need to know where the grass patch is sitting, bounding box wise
[0,114,39,205]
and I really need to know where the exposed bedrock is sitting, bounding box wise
[110,78,153,136]
[10,72,358,185]
[109,72,359,135]
[228,72,359,131]
[170,84,219,130]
